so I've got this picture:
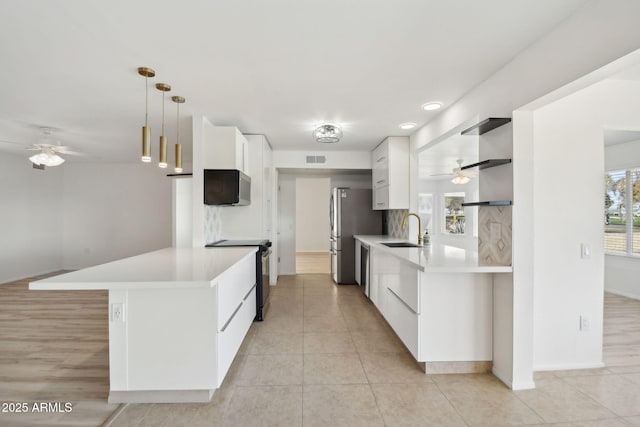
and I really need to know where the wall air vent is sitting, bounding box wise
[305,155,327,165]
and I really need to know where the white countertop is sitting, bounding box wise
[29,247,257,291]
[354,235,512,273]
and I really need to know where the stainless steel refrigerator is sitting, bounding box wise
[330,188,382,284]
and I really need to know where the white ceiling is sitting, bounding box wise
[0,0,589,164]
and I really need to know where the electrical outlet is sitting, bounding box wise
[111,303,125,323]
[580,315,590,331]
[490,223,502,241]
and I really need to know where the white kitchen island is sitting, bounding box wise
[29,247,257,403]
[355,235,512,374]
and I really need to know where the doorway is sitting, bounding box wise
[295,177,331,273]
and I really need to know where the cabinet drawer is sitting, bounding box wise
[387,268,420,314]
[218,254,256,327]
[373,186,389,210]
[217,286,256,387]
[385,286,419,359]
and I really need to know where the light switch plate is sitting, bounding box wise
[581,243,591,259]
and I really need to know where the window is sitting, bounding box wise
[444,192,465,234]
[604,168,640,256]
[418,193,433,234]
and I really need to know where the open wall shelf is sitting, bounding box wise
[461,117,511,135]
[462,200,512,207]
[461,159,511,171]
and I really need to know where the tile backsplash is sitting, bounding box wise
[204,205,221,244]
[478,206,512,266]
[386,209,409,239]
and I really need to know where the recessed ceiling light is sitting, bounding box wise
[399,122,416,130]
[422,102,442,111]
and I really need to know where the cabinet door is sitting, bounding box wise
[217,254,256,327]
[385,286,419,359]
[355,241,361,285]
[373,186,389,210]
[217,286,256,387]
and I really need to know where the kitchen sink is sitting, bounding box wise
[381,242,421,248]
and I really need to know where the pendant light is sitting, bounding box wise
[172,95,186,173]
[138,67,155,163]
[155,82,171,168]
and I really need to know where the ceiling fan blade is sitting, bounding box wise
[58,150,83,156]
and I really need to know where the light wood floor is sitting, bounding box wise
[603,291,640,366]
[295,252,330,274]
[0,272,120,426]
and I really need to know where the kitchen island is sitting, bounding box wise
[354,235,512,374]
[29,247,257,403]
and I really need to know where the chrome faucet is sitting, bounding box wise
[401,212,423,246]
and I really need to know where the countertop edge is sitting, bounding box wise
[354,235,513,273]
[28,247,257,291]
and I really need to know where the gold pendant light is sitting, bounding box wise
[138,67,155,162]
[172,95,186,173]
[156,82,171,168]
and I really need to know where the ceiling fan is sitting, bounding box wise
[430,159,477,184]
[1,127,82,168]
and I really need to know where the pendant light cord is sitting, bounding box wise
[144,76,148,127]
[162,91,165,135]
[176,102,180,143]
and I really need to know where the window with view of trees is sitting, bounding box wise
[604,168,640,255]
[444,192,465,234]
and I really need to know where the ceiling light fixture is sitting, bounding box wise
[29,150,65,167]
[172,95,185,173]
[313,124,342,143]
[422,102,442,111]
[138,67,155,163]
[399,122,416,130]
[451,174,470,185]
[451,159,470,184]
[156,82,171,168]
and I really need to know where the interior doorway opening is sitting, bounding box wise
[295,177,331,274]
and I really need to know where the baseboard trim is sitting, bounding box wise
[108,389,215,404]
[425,360,492,374]
[491,368,536,390]
[533,361,605,371]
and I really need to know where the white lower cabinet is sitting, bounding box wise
[215,253,256,387]
[368,246,493,365]
[217,286,256,387]
[384,286,419,359]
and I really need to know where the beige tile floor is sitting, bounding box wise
[108,274,640,427]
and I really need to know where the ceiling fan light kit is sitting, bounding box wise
[313,124,342,143]
[29,151,65,167]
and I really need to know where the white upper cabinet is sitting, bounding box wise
[371,136,409,210]
[218,134,273,241]
[204,126,249,174]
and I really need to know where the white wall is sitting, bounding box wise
[295,178,330,252]
[0,153,173,282]
[0,152,64,283]
[62,163,172,269]
[604,139,640,299]
[330,174,372,190]
[273,150,371,169]
[408,0,640,389]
